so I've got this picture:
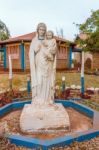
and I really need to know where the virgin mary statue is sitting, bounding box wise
[29,23,56,106]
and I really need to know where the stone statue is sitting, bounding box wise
[20,23,70,132]
[29,23,56,106]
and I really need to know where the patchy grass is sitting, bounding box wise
[0,72,99,91]
[56,72,99,88]
[0,74,27,91]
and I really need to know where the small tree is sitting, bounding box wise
[75,9,99,53]
[0,20,10,41]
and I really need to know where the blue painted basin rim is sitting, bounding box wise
[0,99,98,149]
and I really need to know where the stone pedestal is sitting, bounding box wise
[20,103,70,132]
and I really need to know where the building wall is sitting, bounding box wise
[84,52,93,69]
[6,44,21,69]
[56,59,68,69]
[74,52,93,69]
[74,51,99,70]
[2,41,69,71]
[93,53,99,69]
[74,52,81,63]
[56,44,69,69]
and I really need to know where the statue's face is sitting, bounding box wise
[38,26,46,37]
[46,32,53,39]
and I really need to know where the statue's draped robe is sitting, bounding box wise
[29,35,57,105]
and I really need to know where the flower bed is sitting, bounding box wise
[0,137,30,150]
[0,90,30,108]
[55,88,91,100]
[0,136,99,150]
[80,99,99,111]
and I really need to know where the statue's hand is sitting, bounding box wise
[34,44,41,54]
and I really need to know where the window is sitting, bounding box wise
[7,45,19,59]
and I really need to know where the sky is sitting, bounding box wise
[0,0,99,41]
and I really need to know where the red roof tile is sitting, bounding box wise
[0,32,69,44]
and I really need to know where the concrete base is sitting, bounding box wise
[20,103,70,132]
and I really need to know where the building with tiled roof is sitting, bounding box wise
[0,32,70,72]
